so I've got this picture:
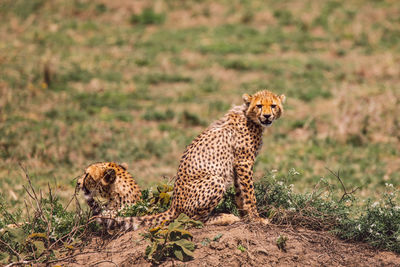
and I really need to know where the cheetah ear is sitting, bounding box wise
[119,162,128,170]
[242,94,252,106]
[279,94,286,103]
[102,168,116,185]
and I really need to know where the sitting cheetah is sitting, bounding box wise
[77,162,141,216]
[101,90,285,230]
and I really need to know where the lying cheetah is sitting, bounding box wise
[101,90,285,230]
[77,162,141,216]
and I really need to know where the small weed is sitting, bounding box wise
[1,0,45,19]
[0,169,94,265]
[144,140,170,158]
[143,109,175,121]
[214,187,239,216]
[237,244,247,252]
[144,214,203,264]
[276,235,288,252]
[180,111,206,126]
[213,233,223,242]
[130,8,166,25]
[95,3,107,14]
[208,101,230,115]
[143,73,192,85]
[273,9,295,26]
[201,238,211,246]
[119,183,173,217]
[217,170,400,253]
[199,75,220,93]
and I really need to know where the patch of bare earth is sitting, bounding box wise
[60,222,399,266]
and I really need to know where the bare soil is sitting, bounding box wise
[60,222,400,267]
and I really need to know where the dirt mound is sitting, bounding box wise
[61,222,400,266]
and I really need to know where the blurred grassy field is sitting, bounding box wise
[0,0,399,209]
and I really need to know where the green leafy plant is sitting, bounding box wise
[130,8,166,25]
[0,169,94,265]
[237,244,247,252]
[142,109,175,121]
[217,169,400,253]
[213,233,223,242]
[119,182,173,217]
[144,214,203,264]
[276,235,288,252]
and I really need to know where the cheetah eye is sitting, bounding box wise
[271,104,277,109]
[256,104,263,109]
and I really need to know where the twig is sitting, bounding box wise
[325,167,360,202]
[91,260,119,267]
[5,260,31,267]
[47,183,53,246]
[24,200,31,225]
[0,239,21,261]
[44,251,105,264]
[21,172,51,240]
[64,179,79,211]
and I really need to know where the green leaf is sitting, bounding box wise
[174,248,184,261]
[155,238,165,244]
[237,244,247,252]
[28,232,47,240]
[52,249,61,259]
[170,229,193,240]
[201,238,210,246]
[146,243,158,258]
[0,252,10,264]
[173,239,195,251]
[168,221,182,231]
[175,244,194,259]
[176,213,190,222]
[176,213,203,228]
[32,241,45,257]
[145,245,152,256]
[149,225,161,234]
[213,233,223,241]
[158,229,169,237]
[6,227,26,244]
[159,192,170,206]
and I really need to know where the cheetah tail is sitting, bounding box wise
[96,209,176,231]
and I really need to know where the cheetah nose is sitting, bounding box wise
[263,114,271,119]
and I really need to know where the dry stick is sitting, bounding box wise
[0,239,21,261]
[11,165,96,265]
[325,167,360,202]
[48,222,83,251]
[64,175,81,211]
[44,251,106,265]
[91,260,119,266]
[20,164,50,235]
[4,260,31,267]
[24,200,31,225]
[46,183,54,247]
[48,195,92,250]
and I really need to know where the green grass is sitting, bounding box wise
[0,0,399,216]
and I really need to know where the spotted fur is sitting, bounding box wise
[77,162,141,216]
[101,90,285,230]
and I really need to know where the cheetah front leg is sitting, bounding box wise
[234,162,269,225]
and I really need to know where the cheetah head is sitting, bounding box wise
[243,90,285,127]
[77,162,120,194]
